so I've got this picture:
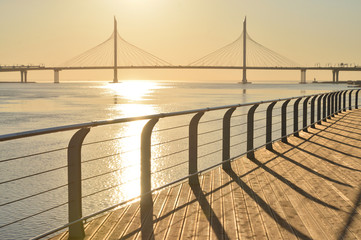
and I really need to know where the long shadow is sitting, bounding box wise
[330,122,361,131]
[121,179,232,239]
[224,167,312,240]
[323,126,361,137]
[190,178,231,240]
[318,129,361,143]
[311,133,361,150]
[246,156,339,210]
[337,187,361,239]
[270,149,352,187]
[297,136,361,163]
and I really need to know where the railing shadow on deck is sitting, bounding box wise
[224,167,313,240]
[1,88,361,239]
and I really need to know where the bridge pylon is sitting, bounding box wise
[242,17,249,84]
[113,17,118,83]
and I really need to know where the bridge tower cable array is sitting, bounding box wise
[61,18,172,83]
[188,18,301,83]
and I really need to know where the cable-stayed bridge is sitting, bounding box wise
[1,17,360,83]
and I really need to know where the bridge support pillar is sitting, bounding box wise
[300,69,306,84]
[335,70,339,83]
[21,71,28,83]
[54,69,60,84]
[332,70,336,83]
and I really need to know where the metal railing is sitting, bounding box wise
[0,89,360,239]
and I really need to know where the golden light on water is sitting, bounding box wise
[106,81,161,102]
[103,81,165,203]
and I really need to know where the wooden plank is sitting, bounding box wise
[228,159,254,240]
[165,182,192,239]
[235,158,268,239]
[106,201,141,239]
[153,184,181,239]
[180,175,204,239]
[194,172,211,239]
[220,167,238,239]
[88,206,128,239]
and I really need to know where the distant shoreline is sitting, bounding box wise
[0,81,36,83]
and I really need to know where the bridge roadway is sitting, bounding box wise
[2,65,361,71]
[2,65,360,83]
[51,109,361,240]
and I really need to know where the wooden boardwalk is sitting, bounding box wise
[52,109,361,240]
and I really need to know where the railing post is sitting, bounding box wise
[247,104,259,159]
[317,94,323,124]
[222,107,236,170]
[323,93,328,121]
[281,100,291,143]
[303,96,311,132]
[189,112,204,185]
[334,92,339,115]
[339,91,344,112]
[327,93,332,119]
[349,90,354,110]
[331,92,335,117]
[343,90,347,111]
[140,117,159,240]
[356,89,360,109]
[293,98,302,137]
[266,102,277,150]
[310,95,318,128]
[68,128,90,240]
[338,91,343,113]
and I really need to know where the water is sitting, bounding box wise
[0,81,349,239]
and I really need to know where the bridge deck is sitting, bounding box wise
[52,110,361,240]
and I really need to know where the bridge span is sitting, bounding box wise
[1,17,360,83]
[1,65,360,84]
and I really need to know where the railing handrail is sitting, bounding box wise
[0,91,339,142]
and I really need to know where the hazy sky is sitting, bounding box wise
[1,0,361,82]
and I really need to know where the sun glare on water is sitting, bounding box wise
[106,81,161,101]
[102,81,166,203]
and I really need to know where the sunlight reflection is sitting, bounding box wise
[108,103,163,203]
[105,81,163,101]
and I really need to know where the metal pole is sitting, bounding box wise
[338,91,343,113]
[317,94,323,124]
[310,95,318,128]
[330,93,335,117]
[327,93,332,119]
[349,90,354,110]
[343,91,347,111]
[281,100,291,143]
[266,102,277,150]
[356,89,360,109]
[247,104,259,159]
[140,118,158,240]
[303,96,311,131]
[323,93,328,121]
[293,98,302,136]
[68,128,90,239]
[189,112,204,185]
[222,107,237,170]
